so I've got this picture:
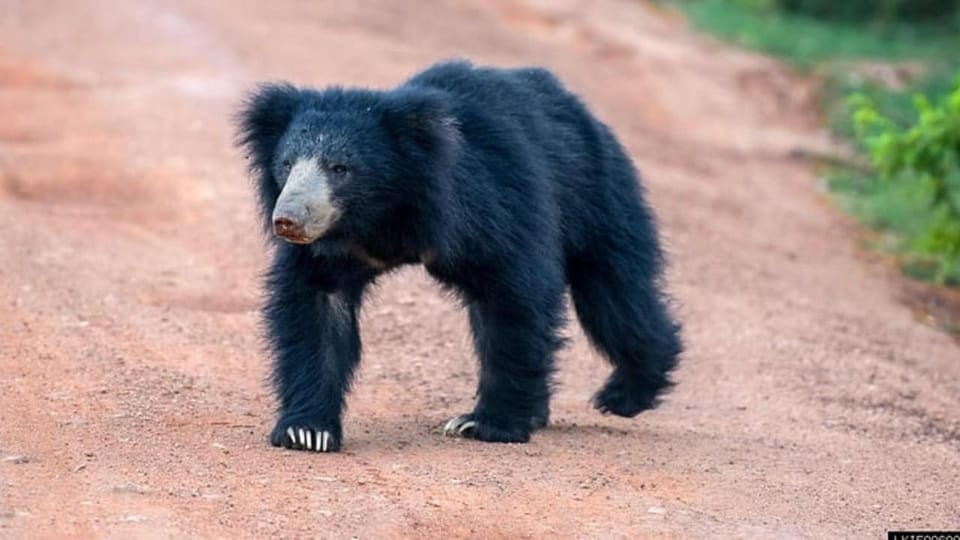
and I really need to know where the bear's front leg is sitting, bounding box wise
[264,248,366,453]
[445,293,564,443]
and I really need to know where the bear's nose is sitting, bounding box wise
[273,216,305,240]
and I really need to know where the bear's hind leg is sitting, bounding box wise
[568,251,682,417]
[444,287,564,443]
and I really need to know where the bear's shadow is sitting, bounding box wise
[339,416,659,455]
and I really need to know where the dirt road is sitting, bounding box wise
[1,0,958,537]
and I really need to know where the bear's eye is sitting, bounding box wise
[330,164,349,175]
[281,158,293,171]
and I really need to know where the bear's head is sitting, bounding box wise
[237,83,460,245]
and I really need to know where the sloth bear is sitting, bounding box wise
[237,60,681,452]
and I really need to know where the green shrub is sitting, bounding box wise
[679,0,957,67]
[851,78,960,283]
[776,0,959,22]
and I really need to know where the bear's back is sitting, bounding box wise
[405,61,604,170]
[407,62,646,255]
[402,60,589,133]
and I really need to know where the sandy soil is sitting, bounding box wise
[1,0,958,537]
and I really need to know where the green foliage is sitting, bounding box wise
[677,0,960,286]
[849,80,960,283]
[823,65,959,139]
[777,0,959,23]
[680,0,956,66]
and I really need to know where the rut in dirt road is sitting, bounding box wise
[1,0,957,538]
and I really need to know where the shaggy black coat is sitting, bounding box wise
[238,60,682,452]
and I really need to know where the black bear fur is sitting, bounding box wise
[237,60,682,452]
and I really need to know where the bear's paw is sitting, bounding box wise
[270,420,341,452]
[441,413,531,443]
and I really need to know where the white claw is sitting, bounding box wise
[305,430,313,450]
[443,416,463,436]
[298,428,306,446]
[444,415,474,437]
[286,427,296,444]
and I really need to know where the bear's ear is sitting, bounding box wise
[235,83,301,231]
[381,88,460,163]
[236,82,301,174]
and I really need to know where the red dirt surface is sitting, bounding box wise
[1,0,958,537]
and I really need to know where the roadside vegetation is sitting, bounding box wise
[675,0,960,285]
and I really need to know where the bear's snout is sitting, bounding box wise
[269,158,339,244]
[273,216,307,243]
